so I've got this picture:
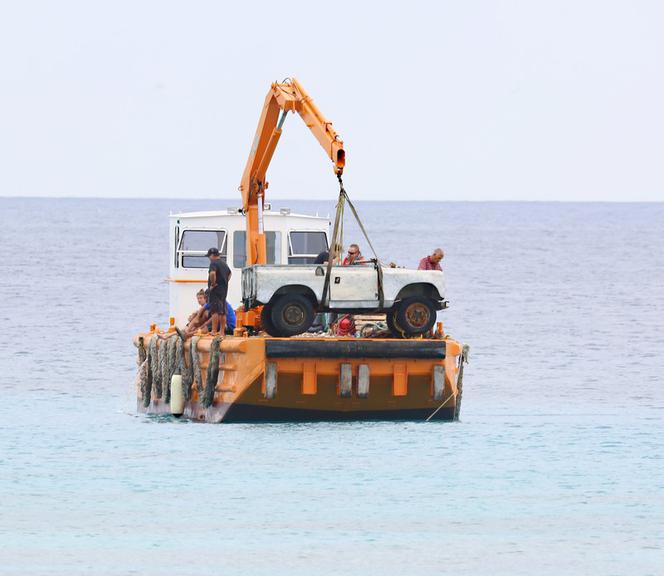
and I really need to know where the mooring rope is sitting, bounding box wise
[181,337,194,401]
[136,336,151,408]
[174,336,185,402]
[203,336,222,408]
[190,335,203,400]
[158,337,169,399]
[162,335,177,403]
[148,335,160,400]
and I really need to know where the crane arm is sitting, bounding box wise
[240,78,345,265]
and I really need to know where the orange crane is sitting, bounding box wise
[239,78,346,266]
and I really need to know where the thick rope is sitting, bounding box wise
[148,335,160,400]
[136,336,151,408]
[191,335,203,400]
[181,337,194,401]
[321,191,346,306]
[164,335,178,403]
[174,336,186,403]
[158,338,169,399]
[203,336,222,408]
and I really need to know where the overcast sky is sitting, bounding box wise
[0,1,662,201]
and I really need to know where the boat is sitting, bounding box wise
[132,78,468,423]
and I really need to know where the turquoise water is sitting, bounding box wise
[1,199,662,575]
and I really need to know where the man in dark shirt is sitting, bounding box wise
[314,250,329,264]
[207,247,232,336]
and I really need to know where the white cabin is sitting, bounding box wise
[168,207,330,325]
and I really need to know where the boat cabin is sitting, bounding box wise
[168,207,330,325]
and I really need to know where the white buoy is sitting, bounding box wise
[170,374,184,417]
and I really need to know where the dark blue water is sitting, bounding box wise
[1,198,662,575]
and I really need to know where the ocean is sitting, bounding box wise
[0,198,662,575]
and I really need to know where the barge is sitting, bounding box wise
[133,78,468,422]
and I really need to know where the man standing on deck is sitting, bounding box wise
[207,247,232,336]
[418,248,444,271]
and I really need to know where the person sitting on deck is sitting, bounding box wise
[418,248,444,271]
[207,247,232,336]
[165,290,208,341]
[342,243,366,266]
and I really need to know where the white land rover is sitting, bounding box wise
[242,262,447,337]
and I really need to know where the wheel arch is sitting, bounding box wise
[395,282,442,302]
[268,284,319,307]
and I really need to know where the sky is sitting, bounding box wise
[0,0,662,201]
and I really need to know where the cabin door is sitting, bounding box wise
[328,264,380,308]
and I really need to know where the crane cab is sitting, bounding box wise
[168,207,330,326]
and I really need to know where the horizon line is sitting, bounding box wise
[1,195,663,204]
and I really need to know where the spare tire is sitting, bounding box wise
[395,296,436,336]
[270,294,315,337]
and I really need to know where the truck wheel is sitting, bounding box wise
[260,304,281,337]
[395,296,436,336]
[270,294,315,337]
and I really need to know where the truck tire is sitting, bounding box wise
[270,294,315,337]
[260,304,281,337]
[395,296,436,336]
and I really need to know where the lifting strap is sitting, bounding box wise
[321,175,384,308]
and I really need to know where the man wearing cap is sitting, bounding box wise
[207,247,232,336]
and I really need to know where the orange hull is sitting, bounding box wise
[133,333,466,423]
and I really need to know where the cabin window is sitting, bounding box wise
[178,230,227,268]
[233,231,281,268]
[288,231,328,264]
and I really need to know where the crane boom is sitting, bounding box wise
[240,78,345,265]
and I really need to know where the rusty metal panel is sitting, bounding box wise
[264,362,277,399]
[339,363,352,398]
[358,364,370,398]
[433,364,445,400]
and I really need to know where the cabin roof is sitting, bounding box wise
[169,209,328,220]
